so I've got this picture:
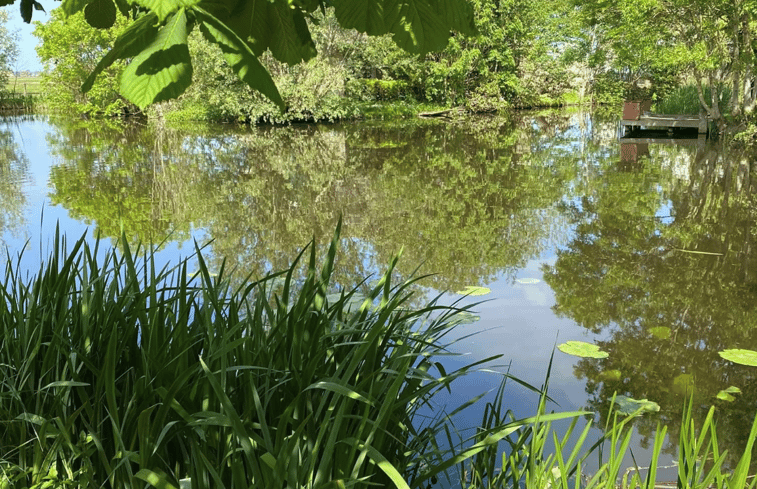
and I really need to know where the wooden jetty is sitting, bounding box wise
[620,113,708,134]
[620,100,708,135]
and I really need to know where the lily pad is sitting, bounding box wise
[649,327,671,339]
[719,349,757,367]
[716,386,742,402]
[672,373,695,396]
[557,341,609,359]
[600,369,622,382]
[455,286,491,296]
[612,395,660,415]
[449,311,481,326]
[515,278,540,285]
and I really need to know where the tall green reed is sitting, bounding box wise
[458,388,757,489]
[0,223,561,489]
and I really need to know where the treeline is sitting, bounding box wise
[32,0,589,123]
[29,0,757,131]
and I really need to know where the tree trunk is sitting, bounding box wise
[729,11,743,117]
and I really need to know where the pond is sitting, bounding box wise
[1,111,756,483]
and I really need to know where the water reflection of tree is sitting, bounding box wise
[47,119,215,247]
[0,120,30,240]
[543,142,757,465]
[46,114,577,293]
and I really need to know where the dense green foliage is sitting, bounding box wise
[10,0,477,112]
[33,9,131,115]
[573,0,757,128]
[25,0,584,121]
[0,10,18,98]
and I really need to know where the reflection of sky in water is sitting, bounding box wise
[0,115,711,483]
[0,117,202,279]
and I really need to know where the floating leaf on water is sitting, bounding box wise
[716,386,742,402]
[449,311,481,326]
[515,278,540,285]
[613,395,660,415]
[719,349,757,367]
[649,327,671,339]
[455,286,491,296]
[672,373,695,396]
[600,369,622,382]
[557,341,609,359]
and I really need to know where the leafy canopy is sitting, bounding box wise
[12,0,477,110]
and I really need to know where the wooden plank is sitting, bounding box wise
[619,133,707,148]
[620,115,708,133]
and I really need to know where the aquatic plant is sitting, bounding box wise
[0,224,565,488]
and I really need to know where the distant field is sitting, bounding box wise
[6,76,42,96]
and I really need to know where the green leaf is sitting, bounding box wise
[557,341,609,359]
[84,0,116,28]
[120,9,192,108]
[222,0,316,64]
[60,0,91,16]
[41,380,90,389]
[343,439,411,489]
[135,469,179,489]
[649,326,671,339]
[437,0,477,35]
[305,380,375,406]
[672,373,695,396]
[194,7,285,110]
[449,311,480,326]
[612,395,660,415]
[132,0,201,22]
[599,369,622,381]
[515,277,540,284]
[455,285,491,296]
[333,0,473,54]
[82,12,161,93]
[390,0,450,55]
[716,391,736,402]
[719,349,757,367]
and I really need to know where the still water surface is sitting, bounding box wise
[2,111,756,479]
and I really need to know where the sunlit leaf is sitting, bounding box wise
[61,0,91,15]
[557,341,609,359]
[515,277,540,284]
[599,369,622,381]
[194,7,285,110]
[82,12,161,93]
[332,0,475,55]
[135,469,179,489]
[612,395,660,415]
[449,311,480,326]
[719,349,757,367]
[672,373,695,396]
[120,9,192,108]
[649,326,671,339]
[455,286,491,296]
[717,386,741,402]
[132,0,200,22]
[222,0,316,64]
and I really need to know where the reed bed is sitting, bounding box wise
[0,224,580,488]
[0,224,755,488]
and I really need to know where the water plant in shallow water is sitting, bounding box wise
[0,223,576,489]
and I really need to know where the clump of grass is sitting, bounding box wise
[0,223,561,489]
[655,83,732,116]
[459,388,757,489]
